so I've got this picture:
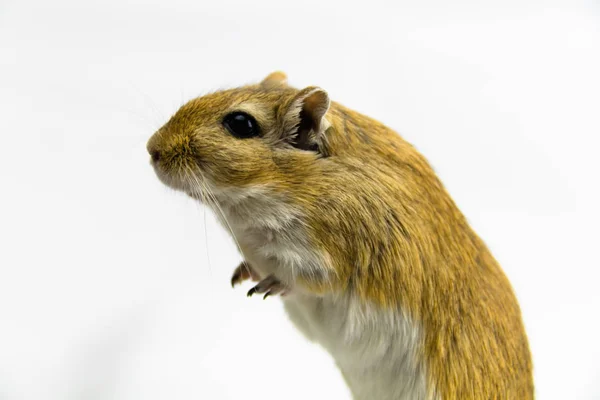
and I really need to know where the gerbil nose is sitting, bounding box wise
[150,149,161,163]
[147,140,161,163]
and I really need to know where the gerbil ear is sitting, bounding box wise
[281,86,330,151]
[260,71,288,89]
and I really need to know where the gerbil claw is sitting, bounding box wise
[231,261,260,288]
[247,275,288,299]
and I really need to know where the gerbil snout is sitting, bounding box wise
[146,130,187,191]
[146,134,161,165]
[146,126,212,199]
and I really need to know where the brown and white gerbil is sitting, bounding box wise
[146,72,533,400]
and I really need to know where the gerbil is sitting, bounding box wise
[146,72,533,400]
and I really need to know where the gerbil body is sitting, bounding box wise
[147,72,533,399]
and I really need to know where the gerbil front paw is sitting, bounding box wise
[231,261,261,287]
[247,275,289,300]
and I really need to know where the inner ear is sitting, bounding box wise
[286,87,330,151]
[295,109,317,151]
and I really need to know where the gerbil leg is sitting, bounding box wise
[247,275,289,299]
[231,261,261,287]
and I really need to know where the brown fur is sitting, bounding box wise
[147,73,534,399]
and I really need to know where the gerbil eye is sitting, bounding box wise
[222,112,260,139]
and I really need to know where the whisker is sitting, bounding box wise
[186,167,249,266]
[183,168,213,278]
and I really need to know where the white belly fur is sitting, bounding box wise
[214,186,431,400]
[283,293,429,400]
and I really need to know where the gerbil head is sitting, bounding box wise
[146,71,331,197]
[147,72,443,297]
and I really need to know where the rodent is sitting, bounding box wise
[146,72,534,400]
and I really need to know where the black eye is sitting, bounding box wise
[222,112,260,139]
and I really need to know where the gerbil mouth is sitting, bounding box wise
[150,161,185,191]
[150,159,216,205]
[146,134,216,205]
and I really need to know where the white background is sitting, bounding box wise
[1,0,599,399]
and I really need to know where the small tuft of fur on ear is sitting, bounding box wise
[260,71,288,89]
[281,87,330,151]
